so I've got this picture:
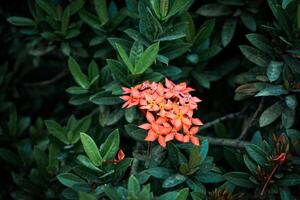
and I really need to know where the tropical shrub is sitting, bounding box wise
[1,0,300,199]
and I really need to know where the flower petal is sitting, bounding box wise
[165,133,174,142]
[191,136,200,146]
[158,135,166,148]
[146,112,155,123]
[138,123,151,130]
[144,130,157,141]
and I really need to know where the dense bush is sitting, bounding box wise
[1,0,300,199]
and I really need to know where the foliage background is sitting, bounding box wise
[1,0,300,199]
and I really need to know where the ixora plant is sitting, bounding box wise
[1,0,300,199]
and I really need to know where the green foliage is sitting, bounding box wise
[1,0,300,199]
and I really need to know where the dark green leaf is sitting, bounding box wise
[255,85,288,97]
[57,173,85,188]
[259,101,283,127]
[240,11,256,31]
[90,95,123,105]
[135,43,159,74]
[7,16,35,26]
[245,144,268,166]
[80,132,102,166]
[125,124,146,142]
[267,61,283,82]
[45,120,68,143]
[239,45,270,67]
[278,174,300,186]
[196,4,232,17]
[68,57,89,89]
[246,34,272,55]
[94,0,109,24]
[221,18,237,47]
[163,174,187,188]
[100,129,120,161]
[224,172,256,188]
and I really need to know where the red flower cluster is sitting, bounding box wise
[120,79,203,148]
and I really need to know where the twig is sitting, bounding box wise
[201,111,244,130]
[238,98,265,140]
[22,70,68,87]
[202,136,249,148]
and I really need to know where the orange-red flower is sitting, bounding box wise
[120,78,203,148]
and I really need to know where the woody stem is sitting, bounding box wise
[202,136,249,148]
[260,163,280,196]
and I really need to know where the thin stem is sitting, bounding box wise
[22,70,68,87]
[202,136,249,148]
[238,98,265,140]
[201,111,244,130]
[260,163,280,196]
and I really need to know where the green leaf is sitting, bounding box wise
[90,95,123,105]
[255,85,288,97]
[157,192,178,200]
[279,187,293,200]
[33,147,48,177]
[100,129,120,161]
[77,155,102,172]
[107,59,130,86]
[283,55,300,74]
[198,46,222,62]
[80,132,102,166]
[199,139,209,164]
[7,16,36,26]
[246,34,272,55]
[221,18,237,47]
[197,3,232,16]
[45,120,68,144]
[259,101,283,127]
[160,0,169,18]
[193,19,215,45]
[239,45,270,67]
[125,124,146,142]
[79,192,97,200]
[102,184,122,200]
[0,148,20,167]
[68,115,92,144]
[243,154,257,173]
[67,0,85,15]
[79,10,102,30]
[163,174,187,188]
[94,0,109,24]
[176,188,189,200]
[146,167,174,179]
[278,174,300,186]
[130,41,144,65]
[61,7,70,35]
[135,43,160,74]
[267,61,283,82]
[240,11,256,31]
[57,173,85,188]
[285,95,297,109]
[116,43,134,73]
[245,144,268,166]
[224,172,256,188]
[36,0,56,18]
[196,172,225,183]
[68,57,90,89]
[281,108,295,129]
[88,60,99,81]
[167,0,191,19]
[128,175,141,197]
